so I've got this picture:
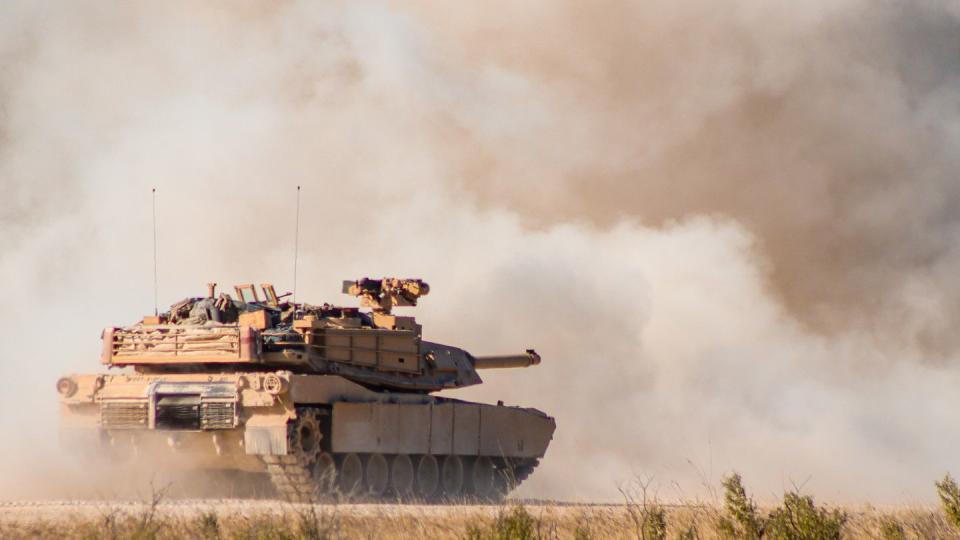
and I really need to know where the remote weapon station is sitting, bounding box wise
[57,278,555,501]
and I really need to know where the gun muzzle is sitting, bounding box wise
[472,349,541,369]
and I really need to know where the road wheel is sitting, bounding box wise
[339,453,363,496]
[365,453,389,497]
[415,454,439,499]
[441,455,464,499]
[470,456,496,500]
[493,463,518,499]
[390,454,415,499]
[313,452,337,494]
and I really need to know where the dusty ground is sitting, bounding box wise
[0,498,561,521]
[0,499,956,539]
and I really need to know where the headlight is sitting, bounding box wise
[56,377,78,397]
[262,374,287,395]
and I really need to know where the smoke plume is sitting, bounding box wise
[2,0,960,503]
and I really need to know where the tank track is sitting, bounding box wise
[261,408,332,503]
[511,460,539,485]
[261,406,541,503]
[262,455,320,503]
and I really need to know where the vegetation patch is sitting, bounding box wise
[7,473,960,539]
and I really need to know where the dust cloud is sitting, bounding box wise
[2,1,960,503]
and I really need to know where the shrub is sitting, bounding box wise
[937,473,960,530]
[718,473,764,540]
[717,474,845,540]
[765,491,846,540]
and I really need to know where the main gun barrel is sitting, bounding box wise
[472,349,541,369]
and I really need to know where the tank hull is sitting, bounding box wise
[60,370,555,501]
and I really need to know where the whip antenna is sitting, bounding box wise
[152,187,159,316]
[293,185,301,307]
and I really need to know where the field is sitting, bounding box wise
[0,498,956,539]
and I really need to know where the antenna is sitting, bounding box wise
[152,188,159,316]
[292,185,301,307]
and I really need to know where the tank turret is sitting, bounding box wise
[98,278,543,393]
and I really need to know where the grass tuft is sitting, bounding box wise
[465,505,537,540]
[878,517,905,540]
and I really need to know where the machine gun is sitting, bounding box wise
[342,277,430,314]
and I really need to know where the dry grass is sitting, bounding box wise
[0,501,956,539]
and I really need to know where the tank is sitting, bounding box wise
[56,278,555,502]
